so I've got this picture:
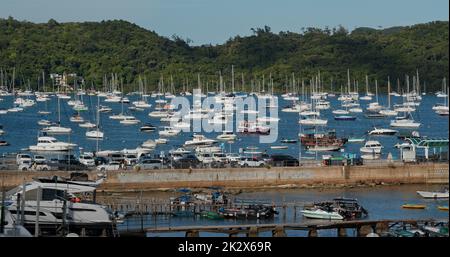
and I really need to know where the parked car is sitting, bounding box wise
[97,161,121,171]
[16,153,32,165]
[239,157,266,167]
[172,155,200,169]
[270,154,299,167]
[94,156,109,166]
[124,154,138,166]
[19,161,51,171]
[79,154,95,167]
[134,159,164,170]
[48,159,88,171]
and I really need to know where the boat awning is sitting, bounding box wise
[406,138,449,148]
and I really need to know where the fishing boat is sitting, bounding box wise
[300,209,344,220]
[402,204,426,209]
[416,189,449,199]
[368,127,398,136]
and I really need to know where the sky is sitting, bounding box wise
[1,0,448,45]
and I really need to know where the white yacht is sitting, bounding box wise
[119,116,140,125]
[299,116,328,126]
[216,131,237,141]
[368,127,398,135]
[42,125,72,135]
[29,136,76,151]
[85,130,104,139]
[5,181,115,236]
[360,140,383,154]
[184,134,217,147]
[390,114,421,128]
[159,126,181,137]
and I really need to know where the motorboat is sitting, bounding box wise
[159,126,181,137]
[238,121,270,134]
[360,140,383,154]
[334,115,356,121]
[368,127,398,136]
[416,189,449,199]
[300,209,344,220]
[98,105,112,113]
[42,125,72,134]
[348,107,363,113]
[70,114,85,123]
[216,131,237,141]
[79,122,96,128]
[119,116,140,125]
[141,139,156,149]
[5,181,116,236]
[140,123,157,132]
[390,116,421,128]
[85,130,104,139]
[299,116,328,126]
[29,136,76,151]
[184,134,217,147]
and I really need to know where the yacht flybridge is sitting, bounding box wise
[29,136,77,151]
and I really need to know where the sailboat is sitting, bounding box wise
[42,96,72,134]
[132,76,152,108]
[366,79,382,112]
[360,75,373,100]
[86,96,104,139]
[379,78,398,116]
[390,111,421,128]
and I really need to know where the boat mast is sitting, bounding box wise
[387,77,391,109]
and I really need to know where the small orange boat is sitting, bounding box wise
[402,204,426,209]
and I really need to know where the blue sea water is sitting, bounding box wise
[0,93,448,160]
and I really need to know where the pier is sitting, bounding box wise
[118,219,449,237]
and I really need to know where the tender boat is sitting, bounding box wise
[402,204,426,209]
[416,189,449,199]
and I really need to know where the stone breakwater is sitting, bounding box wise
[1,163,448,191]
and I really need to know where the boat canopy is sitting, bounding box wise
[406,138,449,148]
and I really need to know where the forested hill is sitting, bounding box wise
[0,17,448,92]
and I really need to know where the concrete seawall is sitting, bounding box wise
[1,163,448,191]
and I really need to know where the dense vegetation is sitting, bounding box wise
[0,17,448,92]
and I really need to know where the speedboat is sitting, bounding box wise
[301,209,344,220]
[140,123,157,132]
[184,134,217,147]
[217,131,237,141]
[360,140,383,154]
[29,136,76,151]
[368,127,398,135]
